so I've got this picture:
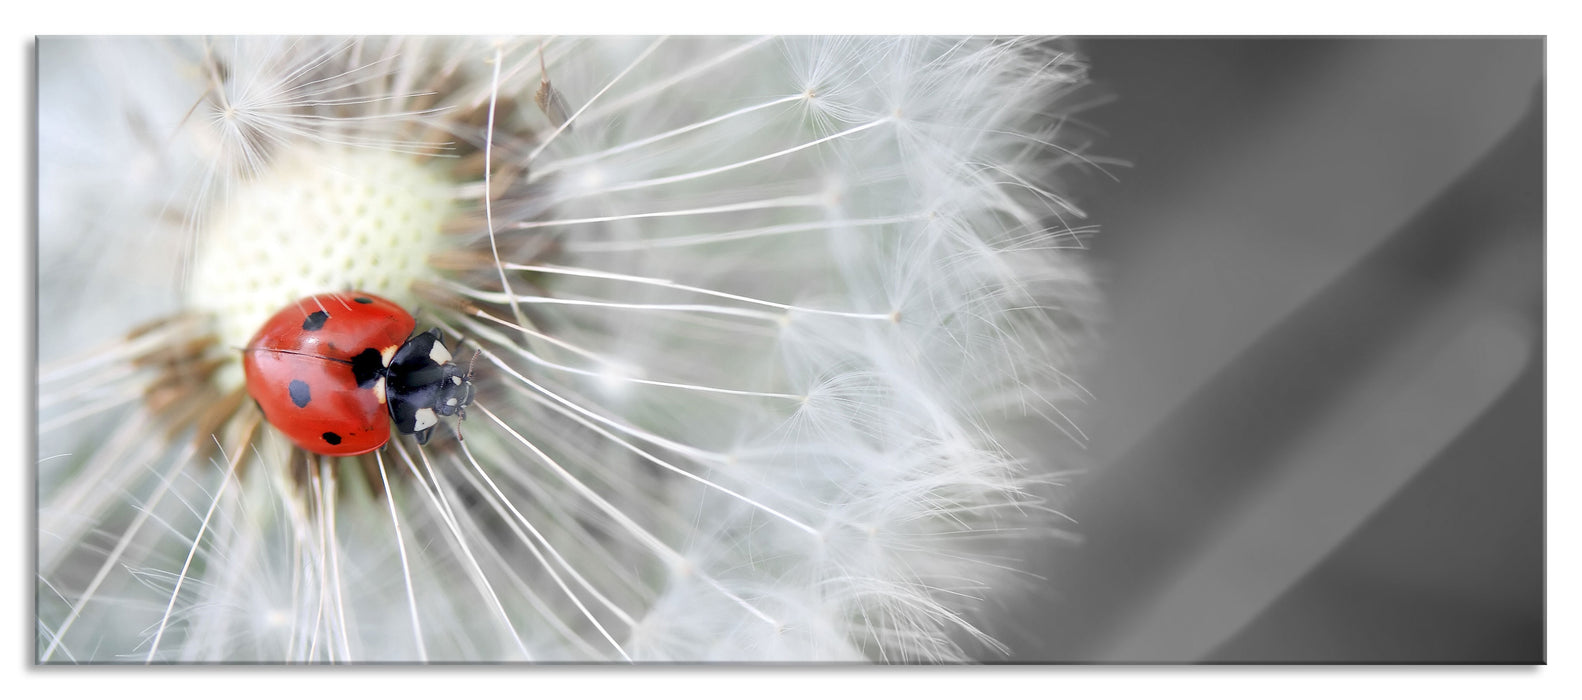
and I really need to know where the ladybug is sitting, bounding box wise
[242,291,476,456]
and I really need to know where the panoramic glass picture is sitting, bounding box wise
[35,35,1542,664]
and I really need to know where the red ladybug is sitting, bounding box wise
[242,292,476,456]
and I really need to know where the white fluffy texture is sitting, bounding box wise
[193,147,454,381]
[37,36,1096,663]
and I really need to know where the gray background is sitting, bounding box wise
[998,38,1544,663]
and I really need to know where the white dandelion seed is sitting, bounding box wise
[36,35,1100,663]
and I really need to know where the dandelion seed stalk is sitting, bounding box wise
[38,35,1099,662]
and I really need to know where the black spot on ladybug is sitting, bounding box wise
[288,379,311,408]
[322,432,342,445]
[302,310,329,331]
[350,347,385,387]
[353,296,373,304]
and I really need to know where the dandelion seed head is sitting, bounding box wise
[191,146,455,386]
[39,35,1099,663]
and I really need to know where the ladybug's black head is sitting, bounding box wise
[386,330,479,446]
[434,364,474,418]
[434,349,479,420]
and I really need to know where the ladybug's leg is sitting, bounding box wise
[449,331,471,350]
[413,426,435,445]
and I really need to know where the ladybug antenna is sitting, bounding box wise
[453,349,482,443]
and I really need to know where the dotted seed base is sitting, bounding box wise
[190,147,454,389]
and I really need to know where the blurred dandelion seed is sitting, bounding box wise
[37,35,1101,663]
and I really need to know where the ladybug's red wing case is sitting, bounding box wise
[242,292,417,456]
[249,293,415,362]
[244,349,392,455]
